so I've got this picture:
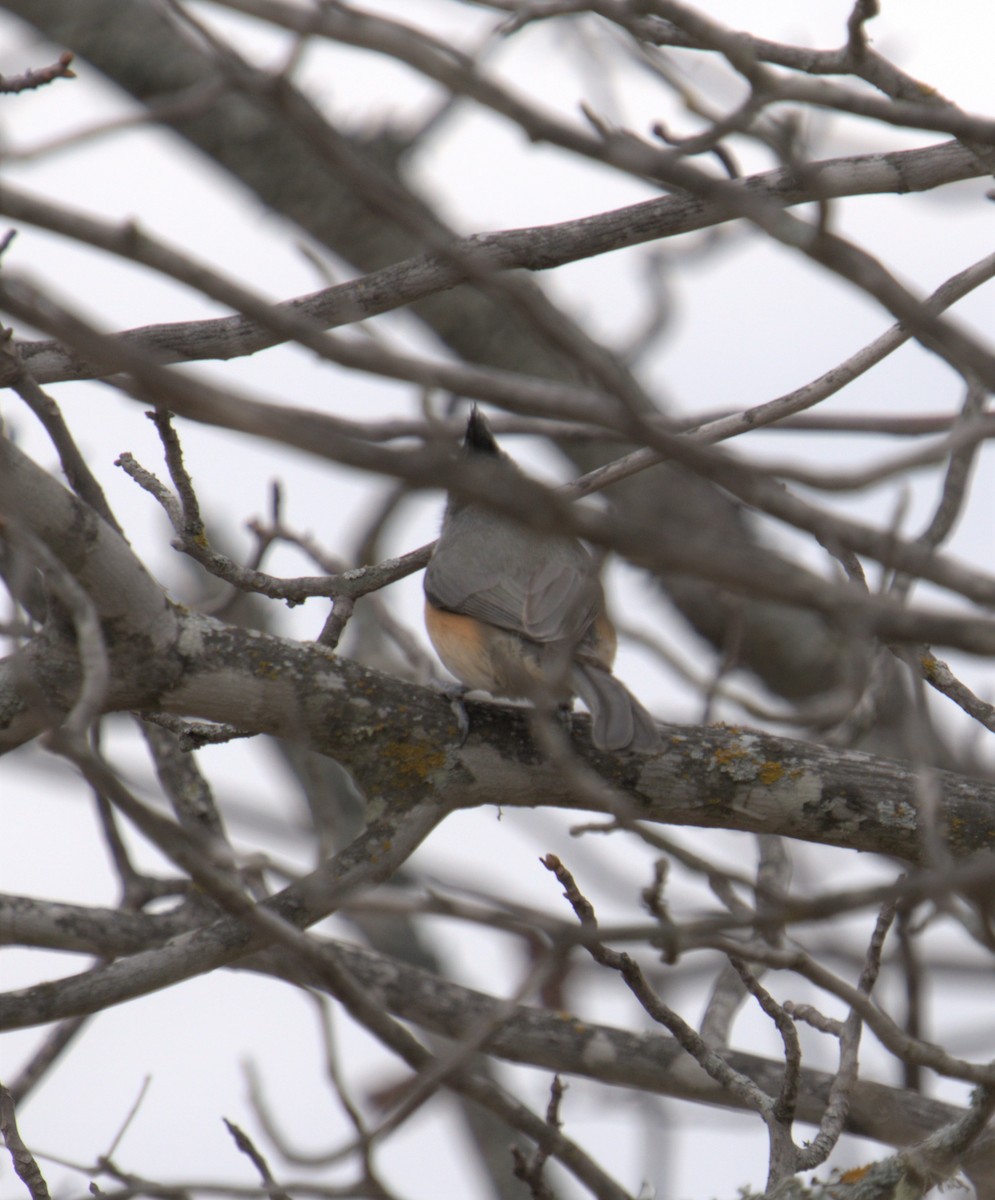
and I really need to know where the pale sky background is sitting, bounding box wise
[3,3,995,1197]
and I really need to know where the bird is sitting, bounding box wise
[423,408,659,753]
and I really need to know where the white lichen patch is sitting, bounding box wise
[581,1030,619,1069]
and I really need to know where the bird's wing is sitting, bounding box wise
[426,540,599,645]
[522,556,599,642]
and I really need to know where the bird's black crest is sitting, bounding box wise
[463,406,500,457]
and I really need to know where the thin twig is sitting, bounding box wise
[0,51,74,94]
[223,1119,293,1200]
[0,1084,51,1200]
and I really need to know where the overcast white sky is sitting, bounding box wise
[3,3,995,1197]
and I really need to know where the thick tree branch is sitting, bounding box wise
[4,587,995,864]
[3,430,995,861]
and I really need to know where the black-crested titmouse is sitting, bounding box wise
[423,408,658,753]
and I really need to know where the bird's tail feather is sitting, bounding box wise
[571,663,659,753]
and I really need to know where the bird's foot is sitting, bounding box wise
[433,680,471,745]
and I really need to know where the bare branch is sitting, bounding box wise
[0,1084,50,1200]
[223,1119,293,1200]
[1,141,984,389]
[0,50,74,94]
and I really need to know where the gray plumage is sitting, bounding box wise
[424,409,658,753]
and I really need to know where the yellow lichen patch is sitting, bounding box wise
[366,838,393,863]
[557,1015,589,1037]
[712,744,748,766]
[382,740,446,781]
[759,761,785,786]
[252,659,283,680]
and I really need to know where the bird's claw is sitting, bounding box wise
[434,680,471,745]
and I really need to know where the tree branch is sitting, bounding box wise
[1,140,983,388]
